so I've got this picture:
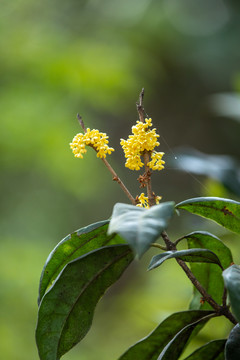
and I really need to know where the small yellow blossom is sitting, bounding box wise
[136,193,149,208]
[70,128,114,159]
[136,193,162,208]
[147,152,165,171]
[120,118,165,171]
[155,195,162,204]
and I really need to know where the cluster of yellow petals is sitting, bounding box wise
[70,128,114,159]
[137,193,162,208]
[120,118,165,171]
[147,152,165,171]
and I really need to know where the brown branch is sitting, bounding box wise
[161,231,237,325]
[101,157,136,205]
[77,114,136,205]
[136,88,145,123]
[176,257,221,310]
[77,114,87,132]
[222,286,228,307]
[136,89,155,207]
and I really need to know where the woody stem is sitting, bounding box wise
[136,88,155,207]
[77,114,136,205]
[161,231,237,325]
[101,157,136,205]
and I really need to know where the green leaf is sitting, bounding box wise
[223,265,240,322]
[225,324,240,360]
[183,339,226,359]
[148,248,222,271]
[118,310,213,360]
[38,220,124,304]
[183,232,233,310]
[108,202,175,258]
[158,313,214,360]
[36,244,133,360]
[176,197,240,234]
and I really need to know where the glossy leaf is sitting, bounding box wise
[184,339,226,360]
[108,202,175,257]
[158,313,214,359]
[225,324,240,360]
[36,245,133,360]
[148,248,222,271]
[183,232,233,310]
[118,310,213,360]
[38,220,124,304]
[223,265,240,322]
[176,197,240,234]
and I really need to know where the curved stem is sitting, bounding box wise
[78,114,136,205]
[101,157,136,205]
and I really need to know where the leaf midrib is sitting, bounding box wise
[183,202,240,222]
[40,227,115,300]
[56,247,131,357]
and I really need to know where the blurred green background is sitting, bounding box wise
[1,0,240,359]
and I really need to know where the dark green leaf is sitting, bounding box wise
[225,324,240,360]
[38,220,124,304]
[108,202,175,258]
[183,232,233,310]
[148,248,222,271]
[184,339,226,359]
[118,310,213,360]
[36,245,133,360]
[176,197,240,234]
[158,313,214,360]
[223,265,240,322]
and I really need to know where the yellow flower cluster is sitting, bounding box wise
[137,193,162,208]
[147,152,165,171]
[70,128,114,159]
[120,118,165,171]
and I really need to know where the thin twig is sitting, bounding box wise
[101,157,136,205]
[77,114,136,205]
[136,88,145,123]
[77,114,87,132]
[176,257,221,310]
[222,286,228,307]
[161,230,237,325]
[136,89,155,207]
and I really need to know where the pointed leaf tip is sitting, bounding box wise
[158,313,214,359]
[148,248,222,271]
[108,202,175,258]
[118,310,213,360]
[184,339,226,359]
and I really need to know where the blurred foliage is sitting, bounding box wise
[167,148,240,198]
[1,0,240,359]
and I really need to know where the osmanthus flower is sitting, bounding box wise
[120,118,165,171]
[70,128,114,159]
[137,193,162,208]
